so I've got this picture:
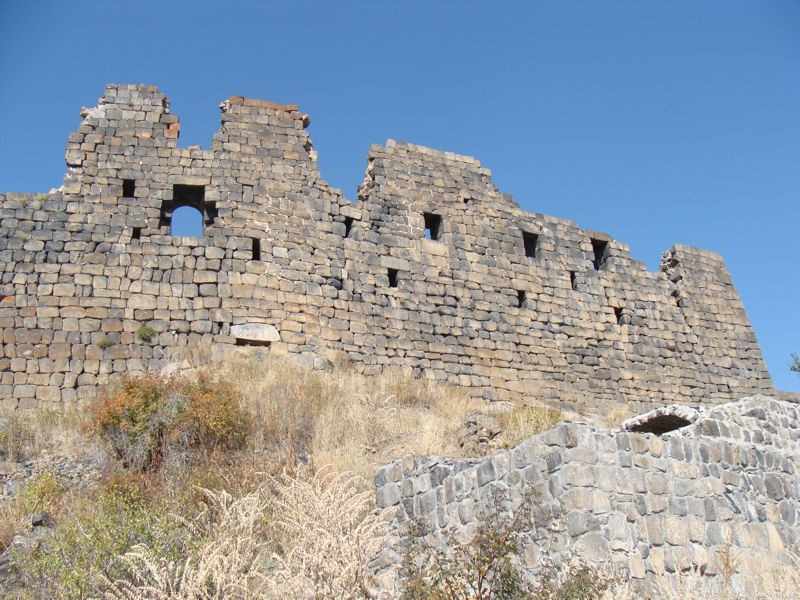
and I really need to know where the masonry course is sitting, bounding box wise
[0,83,775,414]
[372,395,800,594]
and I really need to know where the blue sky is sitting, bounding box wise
[1,1,798,391]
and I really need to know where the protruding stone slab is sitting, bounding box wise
[230,323,280,344]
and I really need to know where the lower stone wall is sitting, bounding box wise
[373,395,800,594]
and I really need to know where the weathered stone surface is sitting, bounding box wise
[229,323,280,343]
[373,395,800,595]
[0,84,776,415]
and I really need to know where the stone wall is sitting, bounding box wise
[0,83,774,412]
[373,395,800,594]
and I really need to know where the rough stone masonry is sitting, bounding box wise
[373,395,800,594]
[0,84,775,416]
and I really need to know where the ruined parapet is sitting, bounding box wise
[0,84,775,410]
[372,395,800,595]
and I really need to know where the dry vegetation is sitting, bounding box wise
[0,347,797,598]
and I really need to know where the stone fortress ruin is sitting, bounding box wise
[0,83,776,417]
[2,84,797,594]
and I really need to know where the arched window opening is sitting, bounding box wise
[171,205,203,236]
[159,184,216,237]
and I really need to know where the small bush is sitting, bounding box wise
[401,488,534,599]
[0,415,34,461]
[16,470,65,516]
[13,473,188,599]
[136,325,156,342]
[98,336,116,349]
[89,374,252,471]
[401,487,620,600]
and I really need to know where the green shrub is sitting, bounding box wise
[16,470,64,516]
[401,488,616,600]
[401,488,534,599]
[13,473,189,599]
[136,325,156,342]
[98,337,115,350]
[89,374,252,471]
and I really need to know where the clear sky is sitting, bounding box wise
[1,1,798,392]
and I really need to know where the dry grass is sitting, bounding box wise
[101,469,387,600]
[603,406,631,429]
[2,352,800,598]
[264,468,388,598]
[0,408,93,553]
[102,487,272,599]
[0,407,90,463]
[648,551,800,600]
[496,405,562,448]
[206,353,486,481]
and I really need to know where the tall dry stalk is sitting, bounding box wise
[264,468,389,599]
[102,487,271,599]
[102,470,389,600]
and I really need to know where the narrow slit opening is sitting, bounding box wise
[122,179,136,198]
[344,216,354,238]
[517,290,526,308]
[388,268,399,288]
[591,239,608,270]
[569,271,577,290]
[252,237,261,260]
[235,339,271,347]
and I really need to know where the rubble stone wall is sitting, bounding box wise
[0,84,774,412]
[373,395,800,593]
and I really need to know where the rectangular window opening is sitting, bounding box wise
[388,268,399,288]
[522,231,539,258]
[344,216,354,238]
[122,179,136,198]
[517,290,526,308]
[591,239,609,270]
[614,306,624,324]
[235,338,271,347]
[251,237,261,260]
[423,212,443,241]
[131,227,141,240]
[569,271,577,290]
